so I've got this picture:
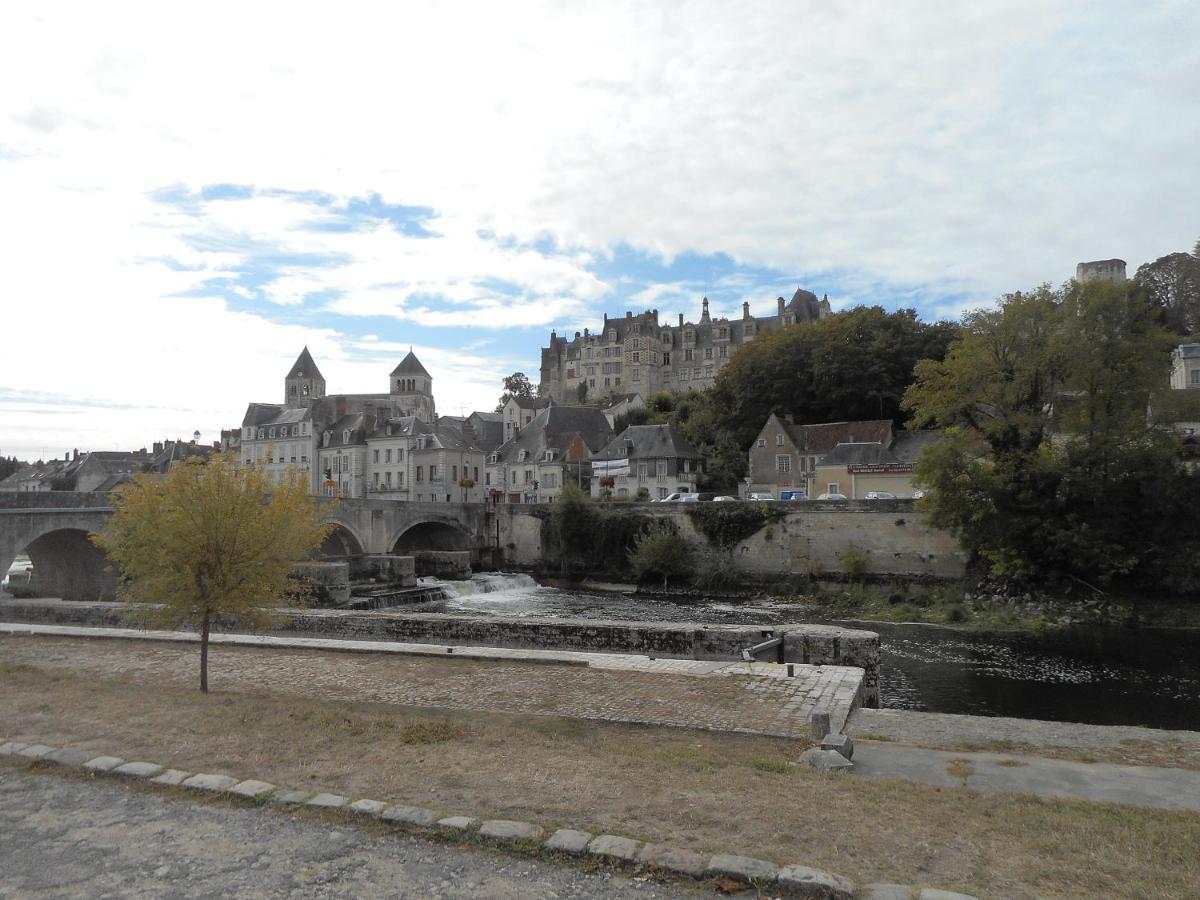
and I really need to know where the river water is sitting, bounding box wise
[421,576,1200,731]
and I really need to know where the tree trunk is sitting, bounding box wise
[200,609,210,693]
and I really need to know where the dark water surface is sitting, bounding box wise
[429,577,1200,730]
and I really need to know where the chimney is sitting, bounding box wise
[73,448,78,460]
[777,297,785,316]
[678,313,684,327]
[626,310,632,319]
[742,301,750,319]
[575,331,581,339]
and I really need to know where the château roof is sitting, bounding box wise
[592,424,701,462]
[390,351,430,378]
[287,346,324,380]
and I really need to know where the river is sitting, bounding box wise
[421,575,1200,731]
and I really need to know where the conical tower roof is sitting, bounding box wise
[287,346,324,380]
[390,350,430,378]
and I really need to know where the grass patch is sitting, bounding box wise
[3,635,1199,900]
[747,756,791,774]
[996,759,1029,768]
[945,758,975,782]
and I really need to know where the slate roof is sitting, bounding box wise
[320,413,376,448]
[492,406,613,463]
[287,346,324,380]
[592,424,701,462]
[890,430,943,463]
[818,442,899,467]
[513,395,554,411]
[390,351,430,377]
[1178,343,1200,359]
[367,416,429,441]
[779,418,894,453]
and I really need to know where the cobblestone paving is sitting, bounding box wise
[0,633,861,739]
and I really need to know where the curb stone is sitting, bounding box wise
[82,756,124,772]
[230,780,277,800]
[705,852,778,884]
[587,834,642,863]
[348,798,387,817]
[479,819,541,843]
[43,748,94,767]
[545,829,593,855]
[778,864,856,898]
[381,805,437,827]
[0,736,977,899]
[113,762,164,779]
[437,815,479,833]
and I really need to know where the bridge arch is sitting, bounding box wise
[2,524,116,602]
[389,519,473,553]
[316,520,366,560]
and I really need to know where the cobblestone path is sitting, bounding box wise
[0,633,859,739]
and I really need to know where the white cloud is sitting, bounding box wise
[1,0,1197,455]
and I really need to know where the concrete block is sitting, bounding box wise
[705,853,779,884]
[777,864,856,898]
[43,748,93,767]
[478,819,541,843]
[544,829,593,855]
[863,883,915,900]
[637,844,707,878]
[113,762,164,779]
[305,792,348,809]
[808,749,854,773]
[150,769,191,786]
[182,773,239,792]
[229,780,277,800]
[82,756,125,772]
[381,805,437,827]
[820,733,854,761]
[348,798,387,817]
[587,834,642,863]
[437,815,479,833]
[268,789,313,804]
[919,891,979,900]
[17,744,56,759]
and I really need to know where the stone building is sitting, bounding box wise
[589,424,703,500]
[485,406,613,504]
[747,416,893,499]
[538,289,831,402]
[500,395,554,442]
[1075,259,1127,283]
[1171,343,1200,390]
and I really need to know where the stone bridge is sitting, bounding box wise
[0,494,500,601]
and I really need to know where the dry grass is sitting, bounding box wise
[932,737,1200,771]
[945,758,976,782]
[2,651,1199,899]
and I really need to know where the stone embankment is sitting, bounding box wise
[0,740,978,900]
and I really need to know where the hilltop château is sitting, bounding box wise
[538,289,831,402]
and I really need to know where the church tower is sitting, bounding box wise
[389,350,436,422]
[285,346,326,408]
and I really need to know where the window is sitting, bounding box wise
[658,487,667,499]
[632,351,640,362]
[828,482,840,494]
[416,466,423,482]
[776,433,784,446]
[719,345,727,358]
[589,378,595,388]
[430,465,438,479]
[637,462,648,483]
[385,471,392,486]
[656,460,667,477]
[485,472,491,485]
[474,467,479,481]
[385,448,392,463]
[524,469,533,483]
[776,454,791,473]
[489,453,498,464]
[397,448,404,461]
[684,349,693,361]
[618,487,629,498]
[269,427,276,439]
[704,347,713,360]
[631,370,638,382]
[662,352,670,365]
[544,472,557,488]
[451,465,458,481]
[705,364,713,376]
[1192,369,1200,386]
[373,449,379,463]
[757,438,765,448]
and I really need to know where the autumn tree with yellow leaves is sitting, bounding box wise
[93,453,332,692]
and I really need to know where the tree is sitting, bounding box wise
[576,381,588,404]
[1133,245,1200,335]
[495,372,535,412]
[93,454,332,692]
[0,456,20,482]
[904,280,1198,593]
[627,520,693,587]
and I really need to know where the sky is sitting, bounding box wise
[1,1,1198,460]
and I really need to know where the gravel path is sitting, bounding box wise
[0,768,714,899]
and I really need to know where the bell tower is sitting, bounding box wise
[389,350,436,422]
[285,346,326,408]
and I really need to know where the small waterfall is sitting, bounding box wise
[422,572,539,600]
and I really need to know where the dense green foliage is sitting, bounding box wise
[495,371,536,412]
[541,482,654,575]
[1133,239,1200,335]
[669,307,958,488]
[687,502,785,550]
[904,279,1200,596]
[0,456,21,482]
[627,519,693,587]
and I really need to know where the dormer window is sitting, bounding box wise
[489,453,498,464]
[344,430,351,443]
[257,428,265,439]
[518,450,528,462]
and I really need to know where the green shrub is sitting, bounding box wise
[628,520,693,587]
[687,503,785,550]
[839,544,868,579]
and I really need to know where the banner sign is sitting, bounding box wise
[847,463,914,474]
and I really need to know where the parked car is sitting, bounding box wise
[816,492,848,501]
[779,489,808,501]
[712,495,738,502]
[864,490,896,500]
[747,492,776,501]
[660,492,700,503]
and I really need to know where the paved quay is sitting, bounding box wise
[0,626,864,737]
[0,768,713,899]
